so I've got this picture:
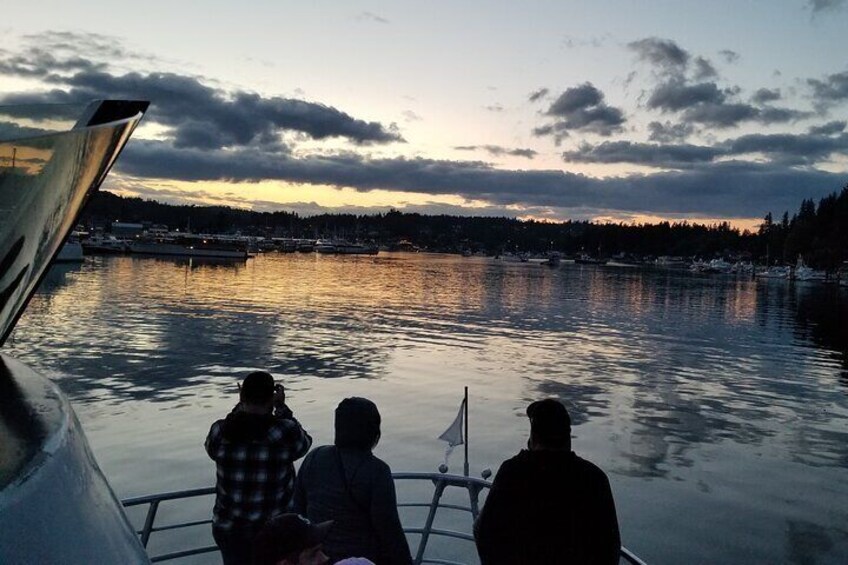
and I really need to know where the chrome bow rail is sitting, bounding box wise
[122,472,645,564]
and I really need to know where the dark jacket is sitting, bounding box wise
[293,445,412,565]
[474,449,620,565]
[205,407,312,530]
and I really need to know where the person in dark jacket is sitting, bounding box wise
[293,397,412,565]
[474,399,620,565]
[205,371,313,565]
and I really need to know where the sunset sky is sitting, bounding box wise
[3,1,848,229]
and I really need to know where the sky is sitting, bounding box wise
[2,0,848,229]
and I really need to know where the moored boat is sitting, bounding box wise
[574,252,607,265]
[129,236,249,259]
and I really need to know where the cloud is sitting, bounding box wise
[808,120,846,135]
[647,121,694,142]
[808,71,848,108]
[628,38,690,72]
[0,39,403,150]
[561,132,848,168]
[563,140,721,167]
[719,50,740,64]
[111,139,845,219]
[402,110,422,122]
[537,83,625,137]
[647,80,725,111]
[528,88,549,102]
[647,80,808,127]
[693,57,718,80]
[356,11,389,24]
[807,0,846,14]
[454,145,537,159]
[752,88,781,104]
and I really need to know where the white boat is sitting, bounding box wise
[574,253,607,265]
[82,234,129,254]
[792,256,827,282]
[656,256,689,268]
[756,266,790,279]
[314,239,337,253]
[335,241,379,255]
[129,236,249,259]
[0,100,151,563]
[705,258,733,274]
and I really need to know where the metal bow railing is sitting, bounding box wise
[122,472,645,564]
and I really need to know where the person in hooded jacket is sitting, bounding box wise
[293,397,412,565]
[474,399,620,565]
[206,371,313,565]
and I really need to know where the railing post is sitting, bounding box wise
[467,483,483,522]
[140,500,160,548]
[414,479,447,565]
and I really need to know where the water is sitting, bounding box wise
[6,253,848,564]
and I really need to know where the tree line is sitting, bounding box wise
[80,185,848,269]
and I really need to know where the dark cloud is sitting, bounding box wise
[647,121,694,142]
[648,81,808,127]
[628,38,690,71]
[808,120,846,135]
[112,139,844,219]
[454,145,537,159]
[528,88,549,102]
[563,141,721,167]
[561,132,848,168]
[757,107,811,124]
[538,83,625,137]
[727,132,848,164]
[681,102,758,127]
[719,50,740,64]
[807,0,846,14]
[0,44,403,150]
[808,71,848,108]
[647,80,725,111]
[693,57,718,80]
[752,88,781,104]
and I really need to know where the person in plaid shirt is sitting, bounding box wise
[206,371,313,565]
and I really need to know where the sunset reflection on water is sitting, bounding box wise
[7,253,848,564]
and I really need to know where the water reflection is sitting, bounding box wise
[5,254,848,563]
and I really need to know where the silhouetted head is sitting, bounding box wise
[335,397,381,450]
[527,399,571,451]
[240,371,275,408]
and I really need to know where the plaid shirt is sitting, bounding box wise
[205,407,312,530]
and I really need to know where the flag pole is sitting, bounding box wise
[463,386,469,477]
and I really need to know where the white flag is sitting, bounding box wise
[438,398,466,465]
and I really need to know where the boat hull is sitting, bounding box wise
[0,355,149,563]
[129,242,248,259]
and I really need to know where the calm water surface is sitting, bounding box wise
[7,253,848,564]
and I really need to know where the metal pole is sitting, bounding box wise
[463,386,469,477]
